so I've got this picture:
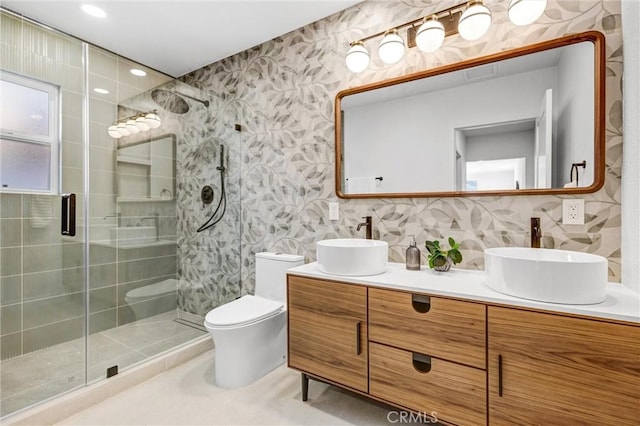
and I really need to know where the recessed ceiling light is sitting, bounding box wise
[93,88,109,94]
[81,4,106,18]
[130,68,147,77]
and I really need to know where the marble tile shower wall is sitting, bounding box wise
[179,0,623,314]
[173,90,242,316]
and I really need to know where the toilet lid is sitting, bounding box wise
[204,295,283,328]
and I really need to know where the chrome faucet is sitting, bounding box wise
[531,217,542,248]
[139,213,160,241]
[356,216,373,239]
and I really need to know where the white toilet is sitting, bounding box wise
[204,252,304,388]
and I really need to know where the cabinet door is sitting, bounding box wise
[287,275,368,392]
[488,306,640,425]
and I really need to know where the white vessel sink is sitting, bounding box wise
[110,226,157,246]
[317,238,388,276]
[485,247,607,305]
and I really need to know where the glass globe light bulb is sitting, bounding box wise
[135,116,150,131]
[345,41,370,73]
[378,30,405,64]
[508,0,547,26]
[125,119,140,134]
[116,122,130,137]
[458,0,492,41]
[108,125,122,139]
[416,16,445,53]
[145,112,161,129]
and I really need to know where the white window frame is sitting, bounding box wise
[0,70,60,194]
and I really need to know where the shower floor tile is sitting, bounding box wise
[0,311,205,418]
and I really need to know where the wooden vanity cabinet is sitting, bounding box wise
[488,306,640,425]
[287,275,368,392]
[288,273,639,426]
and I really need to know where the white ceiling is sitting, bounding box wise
[2,0,362,77]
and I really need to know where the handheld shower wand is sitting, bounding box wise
[197,145,227,233]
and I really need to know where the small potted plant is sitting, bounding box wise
[425,237,463,272]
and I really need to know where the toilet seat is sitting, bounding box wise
[204,295,283,329]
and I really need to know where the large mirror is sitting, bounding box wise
[116,134,176,201]
[335,31,605,198]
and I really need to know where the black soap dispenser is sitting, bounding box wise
[406,235,421,271]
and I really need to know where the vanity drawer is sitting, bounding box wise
[369,288,486,368]
[369,342,486,426]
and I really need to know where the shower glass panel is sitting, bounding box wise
[0,8,207,419]
[0,11,87,416]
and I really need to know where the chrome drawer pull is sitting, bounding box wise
[412,352,432,373]
[411,294,431,313]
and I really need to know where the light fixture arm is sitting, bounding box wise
[350,2,467,46]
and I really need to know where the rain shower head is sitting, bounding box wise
[150,89,210,114]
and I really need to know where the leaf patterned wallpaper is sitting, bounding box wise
[180,0,623,317]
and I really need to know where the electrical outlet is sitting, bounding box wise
[329,202,339,221]
[562,199,584,225]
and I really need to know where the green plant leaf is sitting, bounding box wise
[448,249,463,264]
[425,240,439,254]
[448,237,456,248]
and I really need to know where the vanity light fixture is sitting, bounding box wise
[93,87,109,95]
[508,0,547,26]
[107,110,161,138]
[345,0,546,72]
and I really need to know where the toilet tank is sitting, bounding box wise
[255,252,304,303]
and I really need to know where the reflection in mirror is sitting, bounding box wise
[116,134,176,200]
[336,31,604,198]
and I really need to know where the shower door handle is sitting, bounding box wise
[61,193,76,236]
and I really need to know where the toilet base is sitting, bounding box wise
[208,311,287,388]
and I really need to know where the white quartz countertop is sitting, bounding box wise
[288,262,640,324]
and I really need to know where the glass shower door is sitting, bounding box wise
[0,10,87,416]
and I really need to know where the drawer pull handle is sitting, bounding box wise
[355,322,361,355]
[498,354,503,397]
[411,294,431,313]
[412,352,432,373]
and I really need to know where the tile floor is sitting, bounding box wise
[1,312,205,418]
[56,351,427,426]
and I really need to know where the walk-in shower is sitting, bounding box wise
[0,9,207,419]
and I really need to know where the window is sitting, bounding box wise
[0,71,60,193]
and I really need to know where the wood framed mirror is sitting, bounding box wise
[335,31,605,199]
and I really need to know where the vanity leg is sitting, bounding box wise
[301,373,309,401]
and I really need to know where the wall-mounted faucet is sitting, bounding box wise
[139,213,160,241]
[356,216,373,239]
[531,217,542,248]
